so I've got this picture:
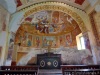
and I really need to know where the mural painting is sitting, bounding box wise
[71,27,81,46]
[21,31,28,46]
[90,11,100,46]
[0,9,7,32]
[65,33,72,46]
[59,35,65,46]
[83,33,92,54]
[27,34,32,47]
[59,12,76,32]
[35,36,40,48]
[14,10,82,51]
[15,32,81,50]
[7,32,15,60]
[16,0,22,7]
[75,0,85,5]
[94,12,100,45]
[42,36,56,48]
[42,37,48,48]
[2,12,7,31]
[28,10,77,34]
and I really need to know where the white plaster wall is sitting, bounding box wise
[88,0,98,6]
[0,0,16,13]
[0,5,10,66]
[0,32,7,46]
[9,11,24,33]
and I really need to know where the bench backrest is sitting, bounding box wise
[1,66,39,75]
[0,70,37,75]
[61,65,100,70]
[63,69,100,75]
[61,65,100,75]
[1,66,39,70]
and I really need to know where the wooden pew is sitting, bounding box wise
[0,70,37,75]
[1,65,39,75]
[63,69,100,75]
[61,65,100,75]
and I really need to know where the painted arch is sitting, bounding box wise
[21,2,87,33]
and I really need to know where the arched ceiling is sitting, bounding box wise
[21,2,87,33]
[16,0,89,11]
[0,0,99,35]
[19,10,80,36]
[0,0,16,13]
[0,0,99,14]
[10,1,88,34]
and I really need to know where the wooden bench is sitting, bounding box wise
[63,69,100,75]
[0,65,39,75]
[0,70,38,75]
[61,65,100,75]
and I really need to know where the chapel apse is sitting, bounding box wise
[15,10,81,49]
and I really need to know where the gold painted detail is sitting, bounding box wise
[47,61,51,66]
[22,2,87,33]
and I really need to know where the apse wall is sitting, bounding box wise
[15,23,81,63]
[15,25,81,48]
[10,2,97,65]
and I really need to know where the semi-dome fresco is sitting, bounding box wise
[23,11,78,35]
[15,10,81,48]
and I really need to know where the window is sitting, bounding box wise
[80,36,85,49]
[76,33,86,50]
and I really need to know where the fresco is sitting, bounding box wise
[21,31,28,46]
[15,10,81,50]
[0,9,7,32]
[35,36,40,48]
[75,0,85,5]
[15,31,81,49]
[90,11,100,47]
[27,34,32,47]
[16,0,85,7]
[42,36,56,48]
[23,10,77,35]
[83,33,92,54]
[65,33,72,46]
[94,12,100,45]
[7,32,15,60]
[16,0,22,7]
[59,35,65,46]
[15,28,81,50]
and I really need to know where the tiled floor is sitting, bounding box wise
[38,69,62,75]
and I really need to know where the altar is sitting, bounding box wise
[37,53,61,69]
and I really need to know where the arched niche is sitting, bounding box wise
[10,2,89,64]
[21,2,87,33]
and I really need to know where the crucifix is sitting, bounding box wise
[47,40,52,53]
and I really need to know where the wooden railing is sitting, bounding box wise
[61,65,100,75]
[0,65,39,75]
[1,66,39,70]
[0,70,37,75]
[63,69,100,75]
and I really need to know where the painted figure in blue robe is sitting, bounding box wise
[27,40,32,46]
